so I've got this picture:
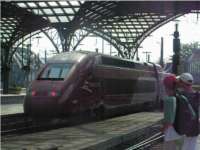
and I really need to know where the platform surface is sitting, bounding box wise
[1,104,23,115]
[2,112,163,150]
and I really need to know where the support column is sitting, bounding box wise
[160,37,164,67]
[172,24,180,75]
[1,44,11,94]
[57,26,75,52]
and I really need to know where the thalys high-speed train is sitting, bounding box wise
[24,51,167,117]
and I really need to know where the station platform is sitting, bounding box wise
[2,112,163,150]
[0,93,25,105]
[1,94,24,115]
[1,104,24,115]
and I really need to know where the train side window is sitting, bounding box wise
[101,56,135,68]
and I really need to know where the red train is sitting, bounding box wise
[24,51,167,118]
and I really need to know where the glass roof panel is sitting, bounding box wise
[70,1,80,6]
[43,9,54,15]
[10,23,16,26]
[58,1,69,6]
[130,29,137,32]
[38,2,47,7]
[58,16,69,22]
[68,16,74,21]
[2,39,6,42]
[160,15,166,18]
[137,29,144,32]
[13,1,83,24]
[148,22,154,24]
[143,25,149,28]
[146,19,153,21]
[48,2,58,7]
[152,16,159,18]
[27,2,37,8]
[144,16,151,19]
[138,19,145,22]
[154,18,161,21]
[33,9,44,15]
[3,34,9,37]
[53,8,64,14]
[123,29,129,32]
[141,22,147,25]
[48,16,59,23]
[112,33,117,36]
[17,3,27,8]
[63,8,74,14]
[74,8,80,12]
[121,38,126,42]
[43,16,48,20]
[5,30,11,33]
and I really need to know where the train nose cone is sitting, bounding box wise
[24,95,60,118]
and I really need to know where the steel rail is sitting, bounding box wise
[126,132,164,150]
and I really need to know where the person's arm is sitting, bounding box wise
[163,96,176,131]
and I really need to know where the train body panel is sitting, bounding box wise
[24,51,168,118]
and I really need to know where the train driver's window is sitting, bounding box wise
[39,63,72,80]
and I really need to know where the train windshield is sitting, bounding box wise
[39,63,73,80]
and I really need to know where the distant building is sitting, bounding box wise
[9,48,43,87]
[186,49,200,84]
[163,48,200,85]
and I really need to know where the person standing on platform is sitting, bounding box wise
[162,74,181,150]
[174,73,200,150]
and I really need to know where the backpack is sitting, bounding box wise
[173,91,199,136]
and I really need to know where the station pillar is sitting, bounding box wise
[172,23,180,75]
[160,37,164,67]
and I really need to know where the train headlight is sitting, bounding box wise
[50,91,57,97]
[26,88,36,96]
[31,90,36,96]
[49,90,61,97]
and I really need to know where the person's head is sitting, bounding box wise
[176,73,193,91]
[163,74,177,95]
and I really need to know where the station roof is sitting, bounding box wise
[1,1,200,57]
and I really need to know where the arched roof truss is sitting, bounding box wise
[1,1,200,59]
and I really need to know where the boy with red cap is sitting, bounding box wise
[163,74,181,150]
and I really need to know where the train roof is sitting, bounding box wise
[47,51,161,70]
[47,51,92,63]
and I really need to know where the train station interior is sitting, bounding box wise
[1,1,200,150]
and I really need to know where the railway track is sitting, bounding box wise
[125,132,164,150]
[2,112,164,150]
[1,112,100,136]
[1,110,161,138]
[1,113,72,136]
[1,113,31,135]
[0,113,55,136]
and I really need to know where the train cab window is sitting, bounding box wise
[39,63,73,80]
